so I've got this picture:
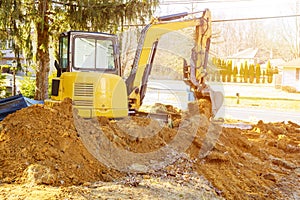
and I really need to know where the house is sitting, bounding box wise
[227,48,258,68]
[282,58,300,92]
[0,49,25,65]
[227,48,284,70]
[0,49,25,73]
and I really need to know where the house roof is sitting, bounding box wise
[0,49,24,59]
[228,48,258,59]
[283,58,300,67]
[270,58,285,67]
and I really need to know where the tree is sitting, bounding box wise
[221,59,227,82]
[239,63,244,83]
[233,65,238,82]
[226,60,232,82]
[0,70,6,97]
[0,0,158,100]
[262,70,266,83]
[266,60,273,83]
[243,61,249,83]
[255,64,261,84]
[249,64,255,83]
[272,0,300,59]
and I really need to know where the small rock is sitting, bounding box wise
[263,173,276,182]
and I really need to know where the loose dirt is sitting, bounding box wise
[0,99,299,199]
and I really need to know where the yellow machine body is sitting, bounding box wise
[49,72,128,118]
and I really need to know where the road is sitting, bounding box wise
[144,79,300,124]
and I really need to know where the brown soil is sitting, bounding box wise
[0,99,123,186]
[0,99,299,199]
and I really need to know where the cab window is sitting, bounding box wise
[73,37,115,70]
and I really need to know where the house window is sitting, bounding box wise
[297,68,300,81]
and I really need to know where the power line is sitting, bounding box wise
[160,0,268,5]
[213,14,300,22]
[123,13,300,27]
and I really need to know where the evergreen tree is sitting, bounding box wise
[227,60,232,82]
[0,0,158,100]
[249,64,255,83]
[221,60,226,82]
[239,63,244,83]
[255,64,261,83]
[0,70,6,97]
[244,61,249,83]
[266,60,273,83]
[217,58,222,81]
[233,65,238,82]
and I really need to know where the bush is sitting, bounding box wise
[266,60,273,83]
[233,66,238,82]
[249,64,255,83]
[0,71,6,97]
[255,64,261,84]
[282,86,297,93]
[243,61,249,83]
[20,72,56,99]
[20,76,36,98]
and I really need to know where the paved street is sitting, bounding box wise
[144,80,300,124]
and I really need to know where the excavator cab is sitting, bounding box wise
[49,31,129,118]
[54,31,121,75]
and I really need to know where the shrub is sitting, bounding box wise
[266,60,273,83]
[233,65,238,82]
[282,86,297,93]
[255,64,261,83]
[0,71,6,97]
[20,75,36,98]
[249,64,255,83]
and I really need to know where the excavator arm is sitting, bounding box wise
[125,9,223,116]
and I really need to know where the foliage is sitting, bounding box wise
[0,71,6,97]
[20,71,59,98]
[233,65,238,82]
[221,60,226,82]
[0,0,159,100]
[266,60,273,83]
[19,75,35,98]
[262,70,266,83]
[239,63,244,83]
[255,64,261,83]
[211,57,276,85]
[226,60,232,82]
[249,64,255,83]
[243,61,249,83]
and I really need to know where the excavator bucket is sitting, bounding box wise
[209,89,224,117]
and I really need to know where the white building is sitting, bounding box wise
[282,58,300,92]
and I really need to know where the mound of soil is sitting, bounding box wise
[188,120,300,199]
[0,99,123,186]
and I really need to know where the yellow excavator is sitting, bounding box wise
[47,9,223,119]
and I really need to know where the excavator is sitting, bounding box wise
[46,9,223,119]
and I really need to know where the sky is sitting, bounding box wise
[155,0,300,20]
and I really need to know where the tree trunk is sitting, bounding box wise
[34,0,50,100]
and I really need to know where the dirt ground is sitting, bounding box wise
[0,99,299,199]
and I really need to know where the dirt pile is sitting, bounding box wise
[0,99,123,186]
[0,98,299,199]
[189,120,300,199]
